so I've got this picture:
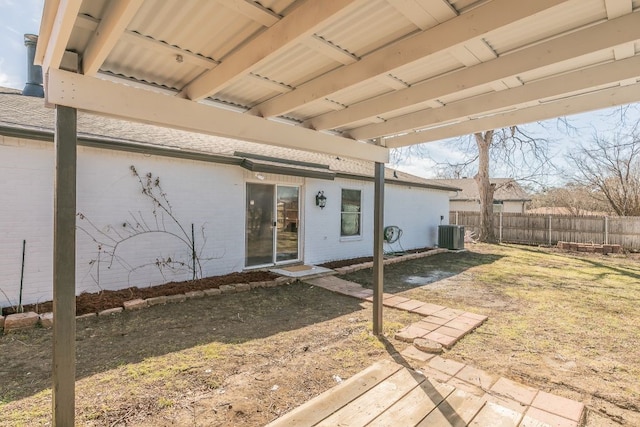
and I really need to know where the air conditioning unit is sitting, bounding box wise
[438,225,465,250]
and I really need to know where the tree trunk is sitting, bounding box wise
[474,131,497,243]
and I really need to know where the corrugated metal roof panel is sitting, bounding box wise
[215,76,283,109]
[103,40,204,90]
[130,0,264,60]
[484,0,606,55]
[317,0,418,57]
[253,43,340,87]
[391,50,463,85]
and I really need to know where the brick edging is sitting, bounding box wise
[0,277,296,334]
[332,248,450,275]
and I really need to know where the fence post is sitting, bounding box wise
[548,215,552,246]
[604,216,609,245]
[499,212,503,243]
[455,211,459,225]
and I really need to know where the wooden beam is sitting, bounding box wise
[41,0,83,71]
[35,0,61,66]
[181,0,361,101]
[310,11,640,132]
[251,0,568,118]
[372,160,385,336]
[351,54,640,139]
[384,82,640,147]
[52,105,77,427]
[45,68,389,163]
[81,0,144,76]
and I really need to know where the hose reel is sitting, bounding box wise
[383,225,402,244]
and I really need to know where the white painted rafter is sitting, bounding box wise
[251,0,568,118]
[45,68,388,163]
[309,12,640,132]
[180,0,361,101]
[351,54,640,140]
[384,82,640,147]
[82,0,144,76]
[39,0,83,71]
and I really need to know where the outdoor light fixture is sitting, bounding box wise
[315,191,327,209]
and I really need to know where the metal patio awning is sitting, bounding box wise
[34,1,640,425]
[36,0,640,162]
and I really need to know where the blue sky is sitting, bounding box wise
[0,0,44,89]
[0,0,637,185]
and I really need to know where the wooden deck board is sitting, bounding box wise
[316,368,424,427]
[265,360,401,427]
[416,389,486,427]
[367,377,456,426]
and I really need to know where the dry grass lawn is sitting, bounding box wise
[1,243,639,426]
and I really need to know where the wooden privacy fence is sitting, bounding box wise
[450,212,640,250]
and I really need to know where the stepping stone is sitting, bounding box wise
[413,337,443,354]
[400,345,436,362]
[395,325,430,342]
[4,312,39,332]
[455,365,496,390]
[412,303,446,316]
[520,407,580,427]
[395,299,425,311]
[98,307,123,316]
[470,401,524,426]
[428,356,465,376]
[39,312,54,328]
[123,299,147,310]
[530,390,584,422]
[490,377,537,405]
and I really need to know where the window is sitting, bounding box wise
[341,189,361,236]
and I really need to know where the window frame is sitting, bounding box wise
[340,188,362,238]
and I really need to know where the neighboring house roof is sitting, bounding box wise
[431,178,530,202]
[0,88,457,192]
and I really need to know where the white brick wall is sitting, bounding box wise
[1,136,451,306]
[1,136,246,306]
[303,178,450,264]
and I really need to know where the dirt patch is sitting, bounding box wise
[0,282,419,426]
[2,270,278,316]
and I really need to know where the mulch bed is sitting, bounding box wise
[318,247,435,269]
[4,248,436,317]
[2,270,278,316]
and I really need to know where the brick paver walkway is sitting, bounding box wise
[266,359,585,427]
[300,276,586,426]
[306,276,487,348]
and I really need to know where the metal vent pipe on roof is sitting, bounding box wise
[22,34,44,98]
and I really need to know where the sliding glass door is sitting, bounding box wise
[246,183,299,267]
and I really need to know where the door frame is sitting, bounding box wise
[244,181,302,268]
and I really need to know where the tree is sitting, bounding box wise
[529,183,612,215]
[425,127,554,242]
[567,122,640,216]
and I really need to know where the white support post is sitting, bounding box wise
[499,212,503,243]
[604,216,609,245]
[548,215,553,246]
[52,105,77,426]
